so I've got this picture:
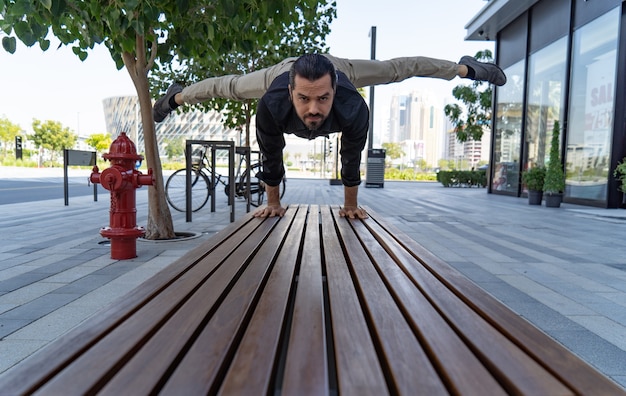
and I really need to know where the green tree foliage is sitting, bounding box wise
[381,142,404,167]
[85,133,113,156]
[444,50,494,143]
[30,119,77,163]
[163,136,184,160]
[414,158,428,171]
[154,5,335,147]
[0,116,22,156]
[1,0,335,239]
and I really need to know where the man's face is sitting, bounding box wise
[289,73,335,130]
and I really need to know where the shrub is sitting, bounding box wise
[521,166,546,191]
[543,121,565,194]
[437,170,486,188]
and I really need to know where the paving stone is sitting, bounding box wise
[0,178,625,388]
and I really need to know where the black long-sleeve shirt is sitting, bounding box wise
[255,71,369,187]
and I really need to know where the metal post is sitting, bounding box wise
[245,148,251,212]
[229,144,235,222]
[210,145,217,213]
[335,135,340,179]
[63,149,69,206]
[185,142,192,222]
[368,26,376,150]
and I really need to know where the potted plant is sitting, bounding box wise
[522,165,545,205]
[612,157,626,206]
[543,121,566,207]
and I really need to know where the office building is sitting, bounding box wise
[467,0,625,207]
[102,96,243,157]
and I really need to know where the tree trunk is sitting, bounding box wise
[139,87,176,240]
[122,50,176,240]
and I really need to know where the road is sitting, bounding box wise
[0,178,105,205]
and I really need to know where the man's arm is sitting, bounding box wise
[335,79,370,219]
[253,97,287,218]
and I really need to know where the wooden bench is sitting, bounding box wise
[1,205,623,395]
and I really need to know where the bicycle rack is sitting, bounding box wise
[184,140,237,223]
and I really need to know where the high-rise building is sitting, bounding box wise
[388,91,445,169]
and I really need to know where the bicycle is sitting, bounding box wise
[165,145,286,212]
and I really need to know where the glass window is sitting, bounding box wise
[566,8,619,202]
[524,37,568,191]
[492,60,525,193]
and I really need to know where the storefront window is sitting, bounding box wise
[524,37,567,184]
[492,60,525,193]
[566,8,619,202]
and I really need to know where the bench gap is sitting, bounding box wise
[319,206,339,395]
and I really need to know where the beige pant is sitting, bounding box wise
[180,54,459,104]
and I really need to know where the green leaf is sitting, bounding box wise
[2,36,17,53]
[39,39,50,50]
[125,0,139,10]
[10,0,33,15]
[14,21,37,46]
[207,23,214,41]
[39,0,52,10]
[222,0,235,17]
[72,46,88,61]
[176,0,189,13]
[50,0,66,17]
[30,21,47,38]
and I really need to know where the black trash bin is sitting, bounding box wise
[365,148,385,188]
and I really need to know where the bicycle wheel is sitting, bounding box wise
[239,162,286,207]
[165,168,211,212]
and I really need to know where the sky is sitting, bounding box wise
[0,0,491,138]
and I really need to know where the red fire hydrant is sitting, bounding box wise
[90,132,154,259]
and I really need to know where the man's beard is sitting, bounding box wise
[304,113,325,130]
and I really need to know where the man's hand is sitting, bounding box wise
[340,185,368,219]
[254,184,285,218]
[254,205,286,218]
[339,205,368,219]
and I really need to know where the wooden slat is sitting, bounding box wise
[156,208,298,394]
[362,206,626,396]
[98,212,294,395]
[320,205,388,395]
[218,205,307,394]
[358,216,573,395]
[36,215,276,395]
[3,205,624,395]
[282,205,329,395]
[333,208,453,395]
[0,213,260,395]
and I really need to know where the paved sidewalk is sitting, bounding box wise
[1,170,625,389]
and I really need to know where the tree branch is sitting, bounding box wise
[145,38,157,75]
